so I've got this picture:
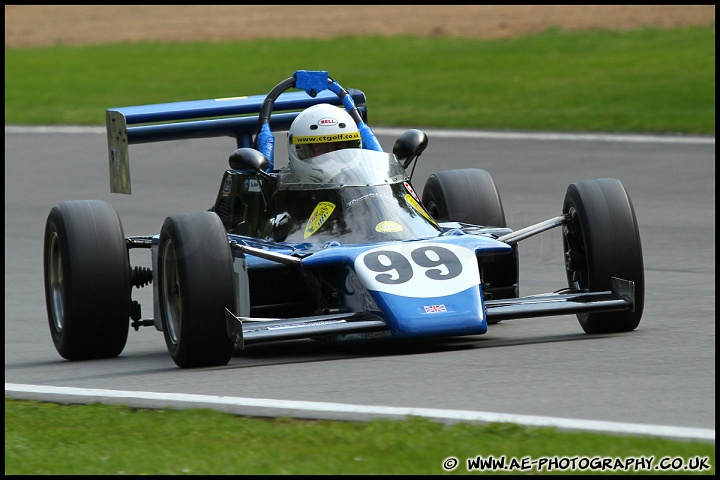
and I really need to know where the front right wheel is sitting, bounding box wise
[158,212,235,368]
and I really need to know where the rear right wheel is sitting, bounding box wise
[44,200,130,360]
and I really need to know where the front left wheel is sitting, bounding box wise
[158,211,235,368]
[563,178,645,334]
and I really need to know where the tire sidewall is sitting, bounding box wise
[563,178,644,333]
[158,212,235,367]
[43,200,130,359]
[422,168,506,227]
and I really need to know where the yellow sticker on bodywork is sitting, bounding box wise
[305,202,336,238]
[404,194,438,226]
[376,221,403,233]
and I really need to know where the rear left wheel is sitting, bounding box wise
[422,168,506,227]
[422,169,518,315]
[44,200,130,360]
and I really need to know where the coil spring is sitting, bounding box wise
[130,266,153,288]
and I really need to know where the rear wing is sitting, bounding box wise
[106,85,368,194]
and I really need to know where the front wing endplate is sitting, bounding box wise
[225,309,387,349]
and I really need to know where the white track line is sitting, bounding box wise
[5,383,714,443]
[5,125,714,144]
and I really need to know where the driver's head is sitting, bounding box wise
[288,104,361,161]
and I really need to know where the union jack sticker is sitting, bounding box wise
[424,304,447,313]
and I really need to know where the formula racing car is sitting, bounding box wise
[43,70,644,368]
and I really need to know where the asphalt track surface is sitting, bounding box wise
[4,126,715,443]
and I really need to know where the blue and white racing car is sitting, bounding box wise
[43,70,644,368]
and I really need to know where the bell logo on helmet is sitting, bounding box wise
[318,117,338,126]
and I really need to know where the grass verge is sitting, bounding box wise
[5,398,715,475]
[4,26,715,134]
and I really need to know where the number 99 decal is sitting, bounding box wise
[354,243,480,298]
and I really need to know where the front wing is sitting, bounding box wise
[225,277,635,348]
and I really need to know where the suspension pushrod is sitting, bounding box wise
[497,214,567,244]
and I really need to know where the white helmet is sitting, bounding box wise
[288,104,361,161]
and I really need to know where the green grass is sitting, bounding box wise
[4,26,715,134]
[4,398,715,475]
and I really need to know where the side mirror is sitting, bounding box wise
[229,147,270,172]
[392,129,428,169]
[229,148,273,180]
